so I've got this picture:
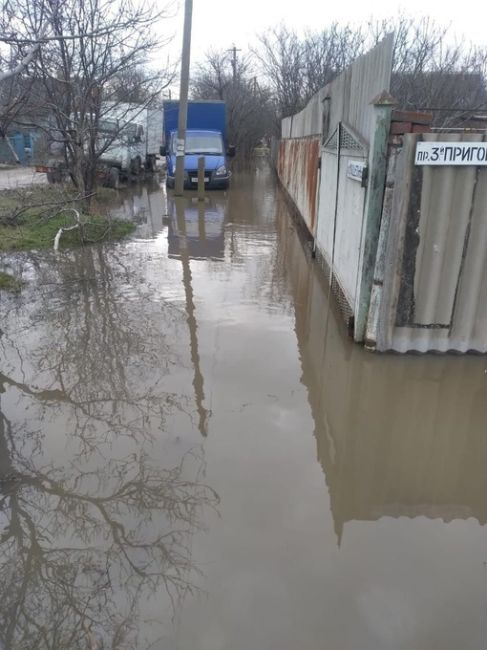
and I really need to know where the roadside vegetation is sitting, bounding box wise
[0,270,22,291]
[0,185,134,251]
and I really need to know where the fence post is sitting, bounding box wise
[354,91,396,342]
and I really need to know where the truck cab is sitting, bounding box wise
[98,103,164,183]
[98,117,145,176]
[165,128,230,189]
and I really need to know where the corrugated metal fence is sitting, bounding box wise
[277,35,487,354]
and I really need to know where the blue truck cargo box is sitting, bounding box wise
[163,101,227,145]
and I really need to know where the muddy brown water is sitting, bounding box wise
[1,164,487,649]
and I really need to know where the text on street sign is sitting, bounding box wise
[415,142,487,166]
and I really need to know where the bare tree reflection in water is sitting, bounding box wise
[0,396,218,649]
[0,243,220,647]
[1,244,196,455]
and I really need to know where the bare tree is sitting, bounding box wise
[255,17,487,127]
[370,16,487,126]
[192,48,275,160]
[109,66,162,106]
[254,23,367,119]
[192,49,231,101]
[0,0,173,205]
[254,25,306,119]
[302,24,365,97]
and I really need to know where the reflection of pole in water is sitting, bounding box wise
[198,200,206,242]
[175,197,209,436]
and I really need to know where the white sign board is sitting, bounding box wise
[175,138,185,157]
[415,142,487,166]
[347,160,366,182]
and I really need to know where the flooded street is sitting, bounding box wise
[1,164,487,649]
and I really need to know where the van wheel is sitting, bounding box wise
[109,167,120,189]
[47,167,64,184]
[146,156,157,173]
[131,157,142,178]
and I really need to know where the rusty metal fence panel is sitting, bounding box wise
[278,137,320,233]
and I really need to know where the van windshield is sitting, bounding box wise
[99,119,118,134]
[183,133,223,155]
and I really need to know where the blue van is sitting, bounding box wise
[163,101,234,190]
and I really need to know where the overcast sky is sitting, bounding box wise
[163,0,486,67]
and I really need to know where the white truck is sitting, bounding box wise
[37,102,164,188]
[98,103,164,187]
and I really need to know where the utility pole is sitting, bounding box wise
[227,44,241,85]
[175,0,193,196]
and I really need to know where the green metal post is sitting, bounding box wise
[354,91,396,342]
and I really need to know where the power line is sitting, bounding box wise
[415,107,487,112]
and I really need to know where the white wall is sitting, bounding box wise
[315,152,368,308]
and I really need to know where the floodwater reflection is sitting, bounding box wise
[277,194,487,541]
[166,193,228,435]
[0,240,219,647]
[2,166,487,650]
[167,194,226,262]
[0,384,218,648]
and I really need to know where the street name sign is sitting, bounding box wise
[415,142,487,166]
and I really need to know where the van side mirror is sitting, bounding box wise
[160,145,166,156]
[227,145,236,158]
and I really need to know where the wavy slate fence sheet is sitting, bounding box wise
[326,35,394,146]
[375,132,487,353]
[281,89,326,140]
